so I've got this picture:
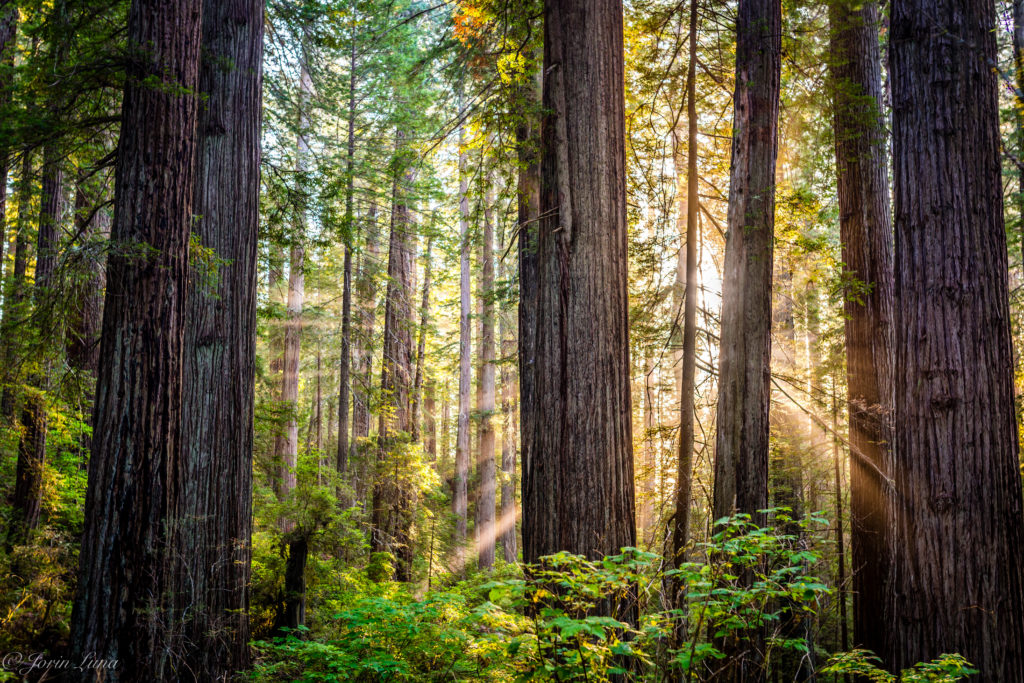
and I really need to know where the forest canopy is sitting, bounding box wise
[0,0,1021,681]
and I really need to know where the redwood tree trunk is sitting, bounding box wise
[828,0,894,660]
[523,0,636,586]
[68,0,202,677]
[711,0,779,676]
[176,0,261,675]
[887,1,1024,678]
[711,0,780,526]
[371,150,417,581]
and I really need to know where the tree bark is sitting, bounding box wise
[499,225,518,563]
[68,0,202,677]
[673,0,699,586]
[828,1,894,659]
[887,2,1024,678]
[711,0,779,677]
[515,56,541,569]
[67,167,110,379]
[411,236,433,442]
[0,152,33,419]
[0,1,16,277]
[337,31,357,480]
[523,0,636,599]
[476,182,496,570]
[711,0,780,529]
[454,125,471,559]
[175,0,261,673]
[351,202,378,505]
[371,139,417,581]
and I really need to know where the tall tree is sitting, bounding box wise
[371,139,417,581]
[175,0,262,675]
[711,0,781,526]
[828,0,893,660]
[0,1,15,273]
[454,124,471,559]
[710,0,780,676]
[886,1,1024,678]
[672,0,699,574]
[522,0,636,595]
[476,181,496,570]
[276,36,311,630]
[68,0,203,676]
[337,22,358,481]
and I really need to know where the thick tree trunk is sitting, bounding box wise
[711,0,780,527]
[828,0,894,659]
[175,0,261,674]
[68,0,202,677]
[371,146,417,581]
[887,2,1024,679]
[454,126,471,558]
[711,0,779,677]
[523,0,636,599]
[476,184,496,570]
[1015,0,1024,268]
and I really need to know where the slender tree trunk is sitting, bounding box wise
[337,33,357,480]
[0,153,33,419]
[371,138,417,581]
[352,203,378,504]
[831,385,850,665]
[476,183,496,570]
[672,0,699,589]
[68,0,203,676]
[887,2,1024,678]
[828,0,894,659]
[175,0,261,673]
[0,2,16,277]
[1015,0,1024,269]
[274,36,311,632]
[67,168,109,379]
[524,0,636,618]
[411,236,433,442]
[499,221,518,563]
[454,125,471,558]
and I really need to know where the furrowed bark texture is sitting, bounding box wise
[828,0,894,659]
[68,0,202,677]
[887,1,1024,678]
[523,0,636,575]
[711,0,780,527]
[371,156,417,581]
[176,0,262,675]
